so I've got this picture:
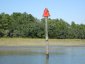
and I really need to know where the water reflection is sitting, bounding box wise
[0,46,85,64]
[45,55,49,64]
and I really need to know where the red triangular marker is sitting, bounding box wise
[43,8,50,17]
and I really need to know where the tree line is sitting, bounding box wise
[0,12,85,39]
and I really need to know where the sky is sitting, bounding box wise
[0,0,85,24]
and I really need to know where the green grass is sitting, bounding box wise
[0,38,85,46]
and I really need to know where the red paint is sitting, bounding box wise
[43,8,50,17]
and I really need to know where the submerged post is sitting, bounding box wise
[43,8,50,57]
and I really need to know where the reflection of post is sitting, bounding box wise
[45,55,49,64]
[46,41,49,55]
[45,17,49,57]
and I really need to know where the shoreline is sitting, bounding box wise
[0,38,85,46]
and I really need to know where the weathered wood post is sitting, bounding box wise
[45,17,48,55]
[43,8,50,57]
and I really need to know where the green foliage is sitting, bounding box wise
[0,12,85,39]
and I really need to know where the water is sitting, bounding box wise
[0,46,85,64]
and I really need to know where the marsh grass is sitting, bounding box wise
[0,38,85,46]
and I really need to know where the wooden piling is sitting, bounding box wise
[43,8,50,58]
[45,17,49,57]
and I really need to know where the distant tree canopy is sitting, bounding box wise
[0,12,85,39]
